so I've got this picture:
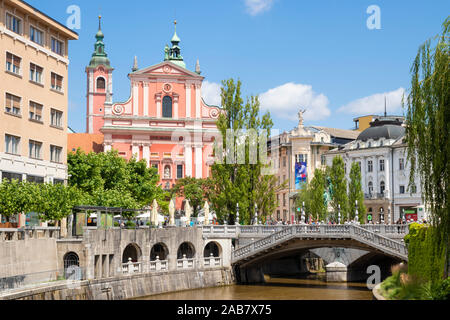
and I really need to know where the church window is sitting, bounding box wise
[97,77,106,89]
[162,96,173,118]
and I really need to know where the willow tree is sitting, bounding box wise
[405,17,449,278]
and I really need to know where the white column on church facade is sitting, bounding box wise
[108,71,113,96]
[132,144,140,160]
[143,83,149,117]
[185,83,191,118]
[133,82,139,116]
[195,83,201,119]
[194,144,203,179]
[156,94,162,118]
[173,94,179,120]
[143,143,151,168]
[88,70,94,133]
[185,144,193,177]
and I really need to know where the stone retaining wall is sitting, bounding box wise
[0,267,234,300]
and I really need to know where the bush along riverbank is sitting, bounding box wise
[379,223,449,300]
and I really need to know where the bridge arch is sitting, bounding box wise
[122,243,142,263]
[204,241,221,258]
[150,242,169,261]
[177,242,195,259]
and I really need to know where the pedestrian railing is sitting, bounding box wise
[177,255,195,270]
[122,260,142,275]
[203,256,222,268]
[149,259,169,272]
[0,227,61,241]
[231,224,408,264]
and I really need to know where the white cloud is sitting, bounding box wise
[259,82,331,121]
[244,0,274,16]
[338,88,406,115]
[202,81,222,106]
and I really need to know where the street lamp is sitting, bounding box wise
[338,204,341,224]
[355,200,359,224]
[254,204,258,225]
[380,207,385,224]
[302,201,305,224]
[235,203,240,225]
[388,207,391,225]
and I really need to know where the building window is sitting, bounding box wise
[379,159,385,172]
[380,181,385,195]
[321,155,326,166]
[51,109,63,128]
[50,145,62,163]
[177,165,183,179]
[162,96,173,118]
[399,158,405,171]
[30,26,44,45]
[5,93,21,116]
[51,73,63,92]
[296,154,307,164]
[27,175,44,184]
[400,185,405,194]
[5,134,20,155]
[6,13,22,34]
[367,160,373,172]
[1,172,22,182]
[283,193,286,207]
[368,181,373,195]
[51,38,64,56]
[29,101,43,122]
[97,77,106,90]
[29,140,42,159]
[30,63,43,84]
[6,52,21,75]
[163,165,171,179]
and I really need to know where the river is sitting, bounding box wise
[136,274,373,300]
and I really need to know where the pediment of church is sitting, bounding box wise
[131,61,203,79]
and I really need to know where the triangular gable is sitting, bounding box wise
[131,61,204,79]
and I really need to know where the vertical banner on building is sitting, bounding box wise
[295,162,308,190]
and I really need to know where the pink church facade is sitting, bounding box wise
[85,19,222,209]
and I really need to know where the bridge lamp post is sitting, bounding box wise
[254,204,258,226]
[235,203,240,226]
[380,207,385,224]
[302,202,305,224]
[388,207,391,225]
[338,204,341,224]
[355,200,359,224]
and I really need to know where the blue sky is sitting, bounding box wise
[26,0,449,133]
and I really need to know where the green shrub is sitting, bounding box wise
[125,221,136,228]
[114,221,119,227]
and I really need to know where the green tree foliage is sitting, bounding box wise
[297,169,328,222]
[68,149,164,210]
[209,79,276,224]
[329,156,349,219]
[348,162,366,223]
[405,17,449,278]
[0,179,34,222]
[172,177,209,216]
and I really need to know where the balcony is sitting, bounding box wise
[364,193,386,200]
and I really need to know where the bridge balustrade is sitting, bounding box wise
[0,227,61,241]
[176,255,195,270]
[122,260,142,275]
[149,259,168,272]
[203,256,222,268]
